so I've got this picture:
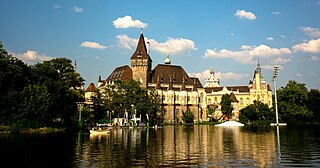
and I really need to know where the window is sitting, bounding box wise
[240,98,243,105]
[200,93,203,103]
[208,98,211,105]
[214,97,218,104]
[246,98,250,104]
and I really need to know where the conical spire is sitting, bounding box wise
[256,57,261,74]
[130,33,152,62]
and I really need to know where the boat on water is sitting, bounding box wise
[90,128,110,134]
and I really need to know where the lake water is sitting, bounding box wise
[1,125,320,167]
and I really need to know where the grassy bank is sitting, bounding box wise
[0,125,65,133]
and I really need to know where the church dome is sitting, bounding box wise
[164,53,171,64]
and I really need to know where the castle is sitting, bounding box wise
[85,33,273,122]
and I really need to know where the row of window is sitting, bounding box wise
[207,97,251,105]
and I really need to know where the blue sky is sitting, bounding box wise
[1,0,320,89]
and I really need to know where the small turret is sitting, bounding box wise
[164,52,171,65]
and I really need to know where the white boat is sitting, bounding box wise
[215,121,244,127]
[90,129,110,134]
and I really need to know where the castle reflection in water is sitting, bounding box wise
[79,125,276,167]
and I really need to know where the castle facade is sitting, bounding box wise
[85,33,273,122]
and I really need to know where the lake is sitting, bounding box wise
[1,125,320,167]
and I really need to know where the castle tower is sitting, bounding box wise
[254,59,261,90]
[130,33,152,88]
[204,67,220,87]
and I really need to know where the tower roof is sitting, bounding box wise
[85,83,97,92]
[130,33,152,62]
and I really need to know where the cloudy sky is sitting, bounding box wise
[1,0,320,89]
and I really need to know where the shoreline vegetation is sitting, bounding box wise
[3,121,320,134]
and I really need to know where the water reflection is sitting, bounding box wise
[75,126,277,167]
[2,126,320,167]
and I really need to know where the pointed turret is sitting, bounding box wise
[130,33,152,61]
[74,59,77,72]
[131,33,153,88]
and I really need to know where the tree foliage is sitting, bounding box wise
[91,80,161,126]
[0,42,85,129]
[220,94,233,119]
[182,110,194,123]
[277,80,312,124]
[239,100,274,125]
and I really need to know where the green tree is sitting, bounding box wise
[220,94,233,120]
[101,80,161,126]
[27,58,84,128]
[277,80,312,124]
[182,110,194,123]
[239,100,274,125]
[0,42,30,125]
[307,89,320,122]
[207,106,218,122]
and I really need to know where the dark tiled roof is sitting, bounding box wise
[149,64,197,86]
[85,83,96,92]
[106,65,132,83]
[190,77,203,89]
[230,92,239,102]
[205,86,250,93]
[130,33,152,62]
[267,84,272,91]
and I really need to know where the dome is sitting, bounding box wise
[164,53,171,64]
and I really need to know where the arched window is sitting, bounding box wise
[214,97,218,104]
[246,98,250,104]
[240,98,243,105]
[208,98,211,105]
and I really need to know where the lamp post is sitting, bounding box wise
[76,102,84,129]
[273,66,280,126]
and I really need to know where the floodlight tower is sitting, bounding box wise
[273,66,280,125]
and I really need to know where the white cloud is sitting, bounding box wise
[80,41,108,49]
[234,9,256,20]
[204,44,291,64]
[113,16,148,29]
[216,72,249,80]
[189,69,248,82]
[73,6,83,13]
[116,34,197,55]
[272,11,281,15]
[310,55,320,61]
[189,70,249,84]
[116,35,137,50]
[292,39,320,53]
[53,4,61,9]
[261,65,284,70]
[11,50,53,64]
[267,37,274,41]
[271,57,292,64]
[299,27,320,38]
[296,73,303,77]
